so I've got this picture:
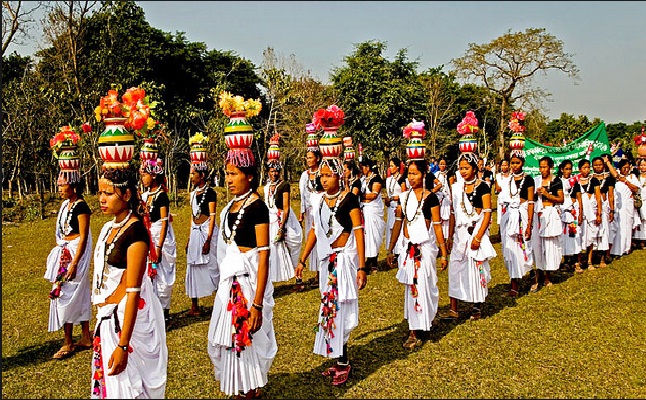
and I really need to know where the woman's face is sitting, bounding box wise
[620,163,631,176]
[268,167,280,183]
[320,164,340,193]
[477,159,485,171]
[98,179,128,216]
[639,160,646,173]
[140,171,154,188]
[510,157,524,174]
[343,164,351,179]
[190,168,204,186]
[561,163,573,179]
[592,159,605,174]
[361,164,370,175]
[58,184,73,200]
[306,152,319,169]
[389,161,399,175]
[459,159,476,181]
[407,163,425,189]
[579,162,590,177]
[539,160,552,178]
[500,160,509,173]
[225,163,251,196]
[439,159,447,171]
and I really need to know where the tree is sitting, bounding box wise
[2,0,44,56]
[451,27,579,160]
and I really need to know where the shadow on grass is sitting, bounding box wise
[165,306,214,332]
[1,339,81,371]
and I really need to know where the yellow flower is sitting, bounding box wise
[189,132,208,145]
[94,105,103,122]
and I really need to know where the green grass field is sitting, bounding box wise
[2,191,646,398]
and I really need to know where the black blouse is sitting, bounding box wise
[539,178,564,200]
[226,198,269,248]
[511,174,535,200]
[66,200,91,235]
[147,191,169,222]
[575,177,601,195]
[334,192,361,232]
[194,187,217,216]
[422,192,440,220]
[106,220,150,269]
[271,182,290,210]
[364,174,384,193]
[463,181,491,209]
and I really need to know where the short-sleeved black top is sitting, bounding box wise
[511,174,535,200]
[539,178,564,200]
[568,181,581,199]
[424,172,438,189]
[422,192,440,220]
[226,198,270,248]
[463,181,491,209]
[349,178,362,194]
[194,187,217,216]
[271,181,290,210]
[333,192,361,232]
[147,191,170,222]
[575,177,601,195]
[66,200,91,235]
[598,175,616,194]
[106,220,150,269]
[479,170,494,186]
[364,174,384,193]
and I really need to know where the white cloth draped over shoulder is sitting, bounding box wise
[299,170,320,271]
[579,180,601,249]
[499,175,533,279]
[611,175,639,256]
[385,174,405,255]
[448,182,496,303]
[207,202,277,396]
[148,219,177,309]
[633,176,646,240]
[264,182,302,283]
[361,175,385,258]
[495,173,512,225]
[186,218,219,298]
[395,190,439,331]
[436,171,452,239]
[531,177,563,271]
[559,177,582,256]
[45,200,93,332]
[91,222,167,399]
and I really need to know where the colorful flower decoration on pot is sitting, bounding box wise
[457,110,479,156]
[508,110,526,159]
[218,91,262,168]
[305,122,319,153]
[50,125,86,185]
[189,132,209,172]
[403,119,427,161]
[313,105,345,177]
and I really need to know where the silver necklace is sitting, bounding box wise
[267,180,282,209]
[403,189,425,224]
[59,198,79,236]
[222,190,254,244]
[144,185,163,218]
[97,210,133,291]
[510,172,525,197]
[319,193,345,237]
[461,182,477,217]
[307,169,319,192]
[388,173,400,197]
[191,184,209,218]
[324,189,341,200]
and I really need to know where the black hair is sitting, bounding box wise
[307,149,322,164]
[617,158,631,170]
[389,157,402,168]
[237,164,260,191]
[539,156,555,168]
[578,158,590,169]
[344,159,360,178]
[557,159,573,178]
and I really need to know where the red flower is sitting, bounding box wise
[82,123,92,133]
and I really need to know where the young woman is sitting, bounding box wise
[557,160,583,272]
[45,179,93,359]
[263,162,303,283]
[387,159,448,348]
[207,160,276,399]
[298,149,323,287]
[443,155,495,321]
[140,162,177,327]
[295,156,367,387]
[576,159,603,270]
[499,153,535,297]
[633,158,646,249]
[607,158,640,258]
[530,157,564,292]
[186,167,219,316]
[359,157,385,273]
[590,156,615,268]
[477,158,494,187]
[435,157,453,241]
[343,159,362,197]
[92,168,167,399]
[384,157,405,267]
[494,158,511,226]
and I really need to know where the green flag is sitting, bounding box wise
[523,123,610,176]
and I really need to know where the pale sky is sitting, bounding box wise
[8,1,646,124]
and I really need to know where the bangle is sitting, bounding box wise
[252,302,263,311]
[118,344,129,352]
[439,256,447,261]
[358,267,369,273]
[125,287,141,293]
[473,236,481,243]
[298,260,306,266]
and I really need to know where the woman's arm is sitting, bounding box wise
[156,205,169,261]
[431,178,442,193]
[66,212,90,280]
[295,226,317,279]
[249,222,270,334]
[351,207,367,289]
[608,185,615,222]
[472,193,492,251]
[386,204,403,267]
[430,205,448,271]
[526,182,535,240]
[107,239,148,376]
[203,199,217,254]
[363,181,382,201]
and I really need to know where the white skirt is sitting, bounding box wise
[149,220,177,309]
[533,206,563,271]
[186,219,219,298]
[268,208,302,282]
[362,200,385,258]
[500,202,533,279]
[303,206,320,271]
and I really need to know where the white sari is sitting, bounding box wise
[361,174,385,258]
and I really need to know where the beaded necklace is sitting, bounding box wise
[307,168,319,193]
[319,190,345,238]
[144,185,163,218]
[96,210,133,291]
[387,173,401,197]
[593,172,607,192]
[510,172,525,197]
[191,183,209,218]
[579,175,592,194]
[461,179,478,217]
[222,189,254,245]
[267,180,283,209]
[59,198,80,236]
[403,188,426,224]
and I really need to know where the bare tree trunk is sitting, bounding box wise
[8,179,13,200]
[498,98,508,161]
[39,179,45,219]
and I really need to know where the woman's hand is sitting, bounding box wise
[595,214,602,225]
[295,261,305,279]
[356,269,367,290]
[386,252,395,268]
[107,347,128,376]
[202,239,211,255]
[248,307,263,333]
[439,257,448,272]
[524,225,532,240]
[609,211,615,223]
[65,263,78,281]
[470,238,481,251]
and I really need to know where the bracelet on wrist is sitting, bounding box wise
[358,267,369,273]
[252,302,264,311]
[118,344,129,352]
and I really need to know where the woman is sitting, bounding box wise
[263,161,303,283]
[207,160,276,399]
[387,159,448,347]
[435,157,452,241]
[575,159,603,270]
[384,157,405,267]
[141,161,177,327]
[477,158,494,187]
[607,157,640,258]
[557,160,583,272]
[499,153,535,297]
[590,156,615,268]
[633,158,646,249]
[45,179,93,359]
[185,167,219,316]
[359,157,385,273]
[295,156,367,386]
[298,149,324,287]
[530,157,564,292]
[443,154,495,320]
[343,159,362,197]
[92,168,167,399]
[494,158,511,226]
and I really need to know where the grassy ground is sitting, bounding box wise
[2,191,646,398]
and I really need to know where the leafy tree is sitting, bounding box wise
[2,0,44,56]
[451,27,579,160]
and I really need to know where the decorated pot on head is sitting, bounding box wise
[457,111,479,156]
[343,136,356,161]
[306,122,319,152]
[218,91,262,167]
[267,132,282,169]
[50,125,84,185]
[508,110,526,159]
[312,104,345,176]
[403,119,427,161]
[189,132,210,172]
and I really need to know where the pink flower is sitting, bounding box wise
[306,122,316,133]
